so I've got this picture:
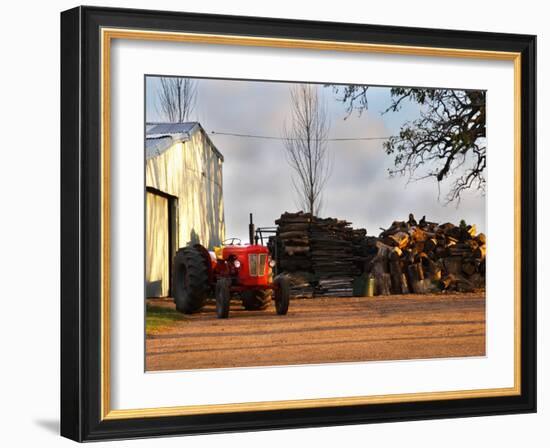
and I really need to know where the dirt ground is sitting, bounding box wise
[145,292,485,371]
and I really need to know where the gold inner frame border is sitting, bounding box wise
[100,27,522,420]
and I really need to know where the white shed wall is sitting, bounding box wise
[145,130,225,297]
[145,192,170,297]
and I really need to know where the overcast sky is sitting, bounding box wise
[146,77,486,242]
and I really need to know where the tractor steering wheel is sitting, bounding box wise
[223,238,242,246]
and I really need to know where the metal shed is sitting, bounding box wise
[145,122,225,298]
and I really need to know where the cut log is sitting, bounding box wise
[462,259,477,276]
[443,257,463,276]
[375,273,392,296]
[474,245,486,259]
[387,231,409,249]
[407,263,425,294]
[389,259,404,294]
[424,238,438,253]
[284,246,310,256]
[400,273,410,294]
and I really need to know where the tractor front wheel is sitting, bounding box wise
[241,289,271,310]
[215,278,231,319]
[274,275,290,315]
[172,247,209,314]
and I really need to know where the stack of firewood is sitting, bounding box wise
[366,214,486,294]
[274,212,486,297]
[309,217,363,297]
[275,212,312,272]
[274,212,367,297]
[274,212,314,297]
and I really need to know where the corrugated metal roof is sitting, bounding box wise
[145,122,223,161]
[146,122,198,136]
[145,136,174,159]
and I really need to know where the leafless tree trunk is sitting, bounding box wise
[283,84,331,216]
[157,77,197,122]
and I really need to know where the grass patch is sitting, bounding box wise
[146,302,186,334]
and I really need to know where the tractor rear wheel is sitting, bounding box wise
[215,278,231,319]
[172,247,209,314]
[241,289,271,310]
[274,275,290,315]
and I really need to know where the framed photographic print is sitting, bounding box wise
[60,6,536,441]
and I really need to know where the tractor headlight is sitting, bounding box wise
[269,259,276,268]
[233,259,241,269]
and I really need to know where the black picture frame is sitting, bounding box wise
[61,6,536,442]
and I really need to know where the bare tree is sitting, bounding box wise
[157,77,197,122]
[283,84,331,216]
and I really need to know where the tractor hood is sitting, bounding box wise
[222,244,269,257]
[222,244,271,283]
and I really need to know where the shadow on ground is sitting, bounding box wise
[34,419,59,435]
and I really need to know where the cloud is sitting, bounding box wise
[146,77,486,241]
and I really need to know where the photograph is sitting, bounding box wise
[57,5,537,441]
[144,76,487,372]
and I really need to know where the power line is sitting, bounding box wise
[208,130,394,142]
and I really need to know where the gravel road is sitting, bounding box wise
[146,292,485,371]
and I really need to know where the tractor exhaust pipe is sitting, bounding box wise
[249,213,255,245]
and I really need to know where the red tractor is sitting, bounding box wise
[171,214,290,318]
